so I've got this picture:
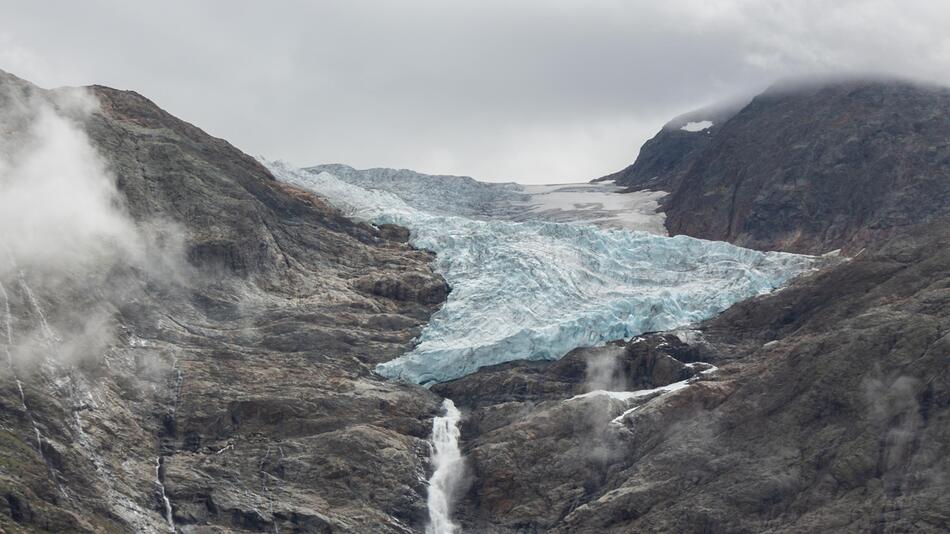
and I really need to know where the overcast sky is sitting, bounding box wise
[2,1,949,183]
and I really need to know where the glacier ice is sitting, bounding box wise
[306,163,527,219]
[306,163,667,232]
[266,160,818,384]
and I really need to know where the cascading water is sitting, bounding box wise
[0,251,42,453]
[155,457,175,529]
[155,353,183,531]
[0,249,72,495]
[18,271,59,345]
[426,399,464,534]
[0,280,33,427]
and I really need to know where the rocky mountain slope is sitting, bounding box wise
[594,100,744,189]
[418,77,950,533]
[0,68,947,534]
[601,78,950,254]
[0,70,447,533]
[433,216,950,533]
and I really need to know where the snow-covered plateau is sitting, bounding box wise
[267,161,819,384]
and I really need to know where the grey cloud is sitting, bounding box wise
[0,81,186,371]
[1,0,948,183]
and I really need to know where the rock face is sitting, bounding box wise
[595,101,743,189]
[0,70,447,532]
[435,78,950,532]
[427,78,950,533]
[602,78,950,254]
[439,218,950,533]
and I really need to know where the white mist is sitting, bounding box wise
[426,399,464,534]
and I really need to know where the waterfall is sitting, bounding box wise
[0,276,72,501]
[18,272,58,345]
[155,457,175,530]
[426,399,464,534]
[156,354,183,531]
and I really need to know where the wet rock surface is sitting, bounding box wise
[603,78,950,254]
[0,70,446,533]
[431,335,708,410]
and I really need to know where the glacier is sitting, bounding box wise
[266,161,819,384]
[306,163,527,219]
[306,163,667,232]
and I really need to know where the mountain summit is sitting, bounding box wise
[600,78,950,254]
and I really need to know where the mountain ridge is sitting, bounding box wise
[601,77,950,254]
[0,69,449,533]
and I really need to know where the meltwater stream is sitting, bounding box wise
[426,399,464,534]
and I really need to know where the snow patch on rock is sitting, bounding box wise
[681,120,714,132]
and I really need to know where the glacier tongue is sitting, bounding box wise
[266,161,818,384]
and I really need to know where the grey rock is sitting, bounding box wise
[449,219,950,533]
[0,70,446,533]
[603,77,950,254]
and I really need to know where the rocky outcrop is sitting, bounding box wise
[0,70,447,533]
[602,78,950,254]
[594,101,743,190]
[438,218,950,533]
[443,77,950,532]
[431,337,709,410]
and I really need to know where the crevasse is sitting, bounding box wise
[266,161,818,384]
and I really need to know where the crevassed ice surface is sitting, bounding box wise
[306,163,527,219]
[305,163,666,232]
[266,160,818,384]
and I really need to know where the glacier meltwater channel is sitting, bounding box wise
[425,399,464,534]
[266,161,818,385]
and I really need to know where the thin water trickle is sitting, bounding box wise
[155,457,175,530]
[1,280,39,447]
